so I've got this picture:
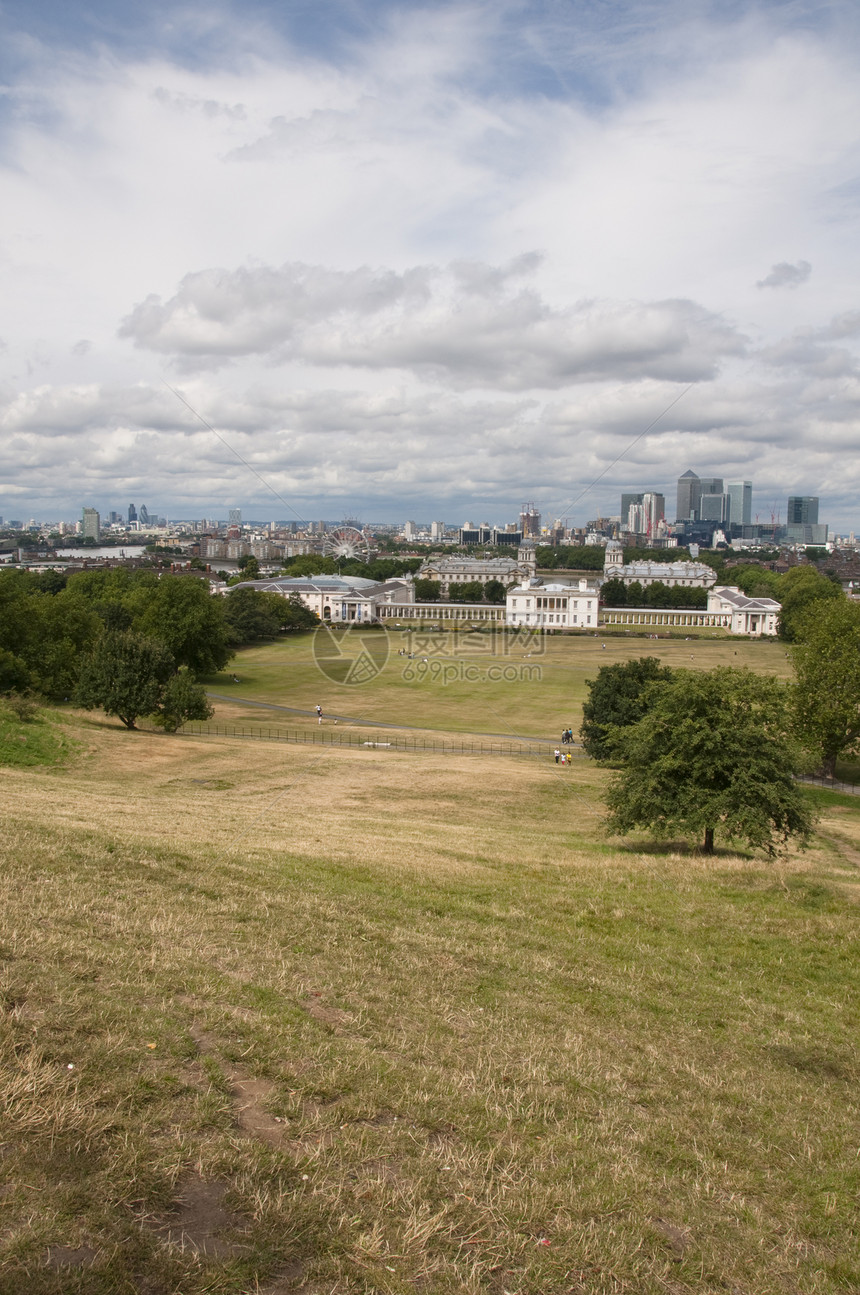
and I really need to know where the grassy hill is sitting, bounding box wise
[1,683,858,1293]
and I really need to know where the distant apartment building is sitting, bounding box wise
[430,521,445,540]
[81,507,100,541]
[229,508,242,527]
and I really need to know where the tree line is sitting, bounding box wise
[0,567,318,729]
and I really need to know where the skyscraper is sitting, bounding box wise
[676,470,701,521]
[128,503,137,524]
[81,507,100,540]
[621,492,643,528]
[726,481,752,527]
[787,496,819,525]
[519,503,540,537]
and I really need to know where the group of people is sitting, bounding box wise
[560,728,574,745]
[553,747,573,765]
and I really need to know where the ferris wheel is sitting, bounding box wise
[323,525,371,562]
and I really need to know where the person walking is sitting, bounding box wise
[554,748,560,764]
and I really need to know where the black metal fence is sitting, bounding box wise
[798,774,860,796]
[138,717,577,759]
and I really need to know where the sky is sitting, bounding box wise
[2,0,860,531]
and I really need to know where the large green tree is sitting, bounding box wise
[777,566,842,641]
[135,576,233,674]
[223,587,287,642]
[76,632,177,729]
[580,656,674,760]
[791,598,860,777]
[605,668,814,856]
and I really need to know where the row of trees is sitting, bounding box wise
[413,578,508,604]
[599,578,708,609]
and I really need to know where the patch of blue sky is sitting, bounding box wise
[2,0,855,96]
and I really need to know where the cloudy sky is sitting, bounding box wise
[2,0,860,530]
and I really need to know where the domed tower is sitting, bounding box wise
[518,540,537,580]
[603,539,624,577]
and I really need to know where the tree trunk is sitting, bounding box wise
[703,827,714,854]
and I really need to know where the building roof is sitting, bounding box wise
[230,576,398,598]
[419,556,522,573]
[709,586,781,611]
[613,560,716,582]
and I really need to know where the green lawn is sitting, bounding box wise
[205,628,793,739]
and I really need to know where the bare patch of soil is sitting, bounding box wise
[153,1174,246,1260]
[230,1074,285,1146]
[302,994,351,1027]
[649,1216,690,1260]
[45,1243,97,1269]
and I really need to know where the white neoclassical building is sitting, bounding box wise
[506,578,600,630]
[228,575,413,623]
[419,543,537,595]
[603,539,716,589]
[706,586,780,635]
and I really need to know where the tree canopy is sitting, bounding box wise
[777,566,842,641]
[580,657,674,761]
[76,632,212,730]
[791,598,860,776]
[604,668,814,856]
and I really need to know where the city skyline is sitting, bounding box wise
[3,1,860,528]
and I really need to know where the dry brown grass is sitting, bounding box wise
[1,714,858,1294]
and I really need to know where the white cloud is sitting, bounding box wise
[119,257,745,388]
[1,4,860,526]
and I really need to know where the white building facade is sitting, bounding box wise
[506,578,600,630]
[229,575,414,623]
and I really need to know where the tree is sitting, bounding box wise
[236,555,261,581]
[604,668,815,856]
[135,575,233,675]
[791,598,860,777]
[76,632,176,729]
[580,657,674,761]
[449,580,484,603]
[281,594,319,630]
[223,587,285,642]
[777,566,842,641]
[484,579,508,604]
[152,667,213,732]
[600,577,627,607]
[414,578,441,602]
